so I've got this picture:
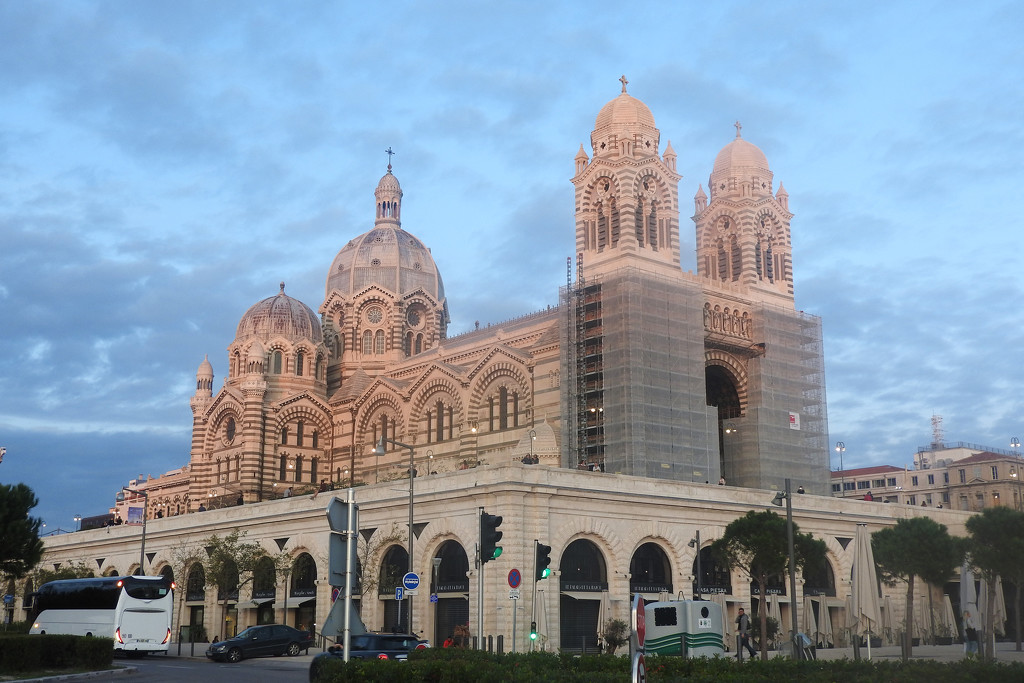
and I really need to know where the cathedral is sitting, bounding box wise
[183,78,829,514]
[33,80,892,652]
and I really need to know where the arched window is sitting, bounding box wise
[717,239,728,280]
[315,355,323,380]
[290,553,317,598]
[272,351,283,374]
[281,426,288,445]
[730,236,741,281]
[295,455,303,482]
[405,332,413,356]
[415,334,423,354]
[279,455,287,480]
[312,430,318,448]
[362,330,373,353]
[374,330,385,354]
[186,565,205,602]
[630,543,672,594]
[295,351,304,376]
[297,421,304,446]
[311,457,318,483]
[253,557,277,599]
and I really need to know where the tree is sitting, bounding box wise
[711,510,826,660]
[32,560,94,585]
[966,506,1024,658]
[601,618,628,654]
[204,530,268,639]
[871,517,963,662]
[0,483,44,578]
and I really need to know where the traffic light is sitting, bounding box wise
[480,512,503,563]
[530,621,538,641]
[535,543,551,581]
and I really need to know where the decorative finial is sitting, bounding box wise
[734,121,742,138]
[279,282,285,294]
[619,75,629,94]
[385,146,395,172]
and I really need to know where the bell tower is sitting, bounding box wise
[572,77,682,279]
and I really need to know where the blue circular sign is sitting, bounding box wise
[508,568,522,588]
[403,572,420,590]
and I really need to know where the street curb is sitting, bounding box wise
[16,665,137,682]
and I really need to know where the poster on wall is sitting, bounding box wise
[126,506,145,525]
[789,412,801,430]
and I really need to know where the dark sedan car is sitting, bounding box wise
[206,624,313,663]
[309,633,429,678]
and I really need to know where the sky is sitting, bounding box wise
[2,1,1023,531]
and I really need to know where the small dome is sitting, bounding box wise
[235,283,322,345]
[247,339,266,361]
[712,124,770,176]
[326,169,446,304]
[590,78,660,158]
[594,93,656,130]
[197,355,213,378]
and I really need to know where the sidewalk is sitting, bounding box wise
[809,641,1024,663]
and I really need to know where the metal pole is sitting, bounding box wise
[477,510,484,649]
[694,531,701,599]
[139,493,148,574]
[343,487,354,662]
[785,478,800,659]
[408,444,414,635]
[531,539,538,652]
[835,442,845,497]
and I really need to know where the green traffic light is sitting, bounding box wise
[540,567,550,578]
[493,547,502,559]
[530,631,538,641]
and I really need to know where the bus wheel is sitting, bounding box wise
[227,648,242,663]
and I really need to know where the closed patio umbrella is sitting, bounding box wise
[850,523,882,659]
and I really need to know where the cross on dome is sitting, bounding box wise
[385,146,395,172]
[734,121,742,138]
[619,75,628,93]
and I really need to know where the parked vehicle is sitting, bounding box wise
[309,632,428,677]
[206,624,313,663]
[29,575,175,656]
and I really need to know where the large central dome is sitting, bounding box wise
[325,169,446,303]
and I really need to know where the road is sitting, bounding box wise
[82,651,316,683]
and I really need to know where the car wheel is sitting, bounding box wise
[286,642,301,656]
[227,648,243,663]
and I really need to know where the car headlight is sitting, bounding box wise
[212,644,227,652]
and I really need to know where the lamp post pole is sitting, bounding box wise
[375,437,416,635]
[689,531,702,599]
[772,480,800,659]
[835,442,846,497]
[121,488,149,575]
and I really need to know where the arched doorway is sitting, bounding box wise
[216,558,240,639]
[289,553,317,633]
[431,541,470,645]
[185,564,206,642]
[252,556,277,625]
[629,543,672,596]
[379,545,408,633]
[559,539,607,653]
[692,546,732,596]
[705,364,741,481]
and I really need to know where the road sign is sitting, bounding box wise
[430,594,438,603]
[631,652,646,683]
[509,588,521,600]
[508,568,522,588]
[403,572,420,590]
[396,586,404,601]
[2,594,13,605]
[331,587,340,603]
[631,593,646,653]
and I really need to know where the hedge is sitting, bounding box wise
[0,634,114,673]
[310,649,1024,683]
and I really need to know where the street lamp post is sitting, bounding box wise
[688,531,702,599]
[374,436,416,635]
[119,488,149,575]
[74,514,82,531]
[835,442,846,497]
[771,479,801,660]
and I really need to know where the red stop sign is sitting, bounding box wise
[633,594,646,649]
